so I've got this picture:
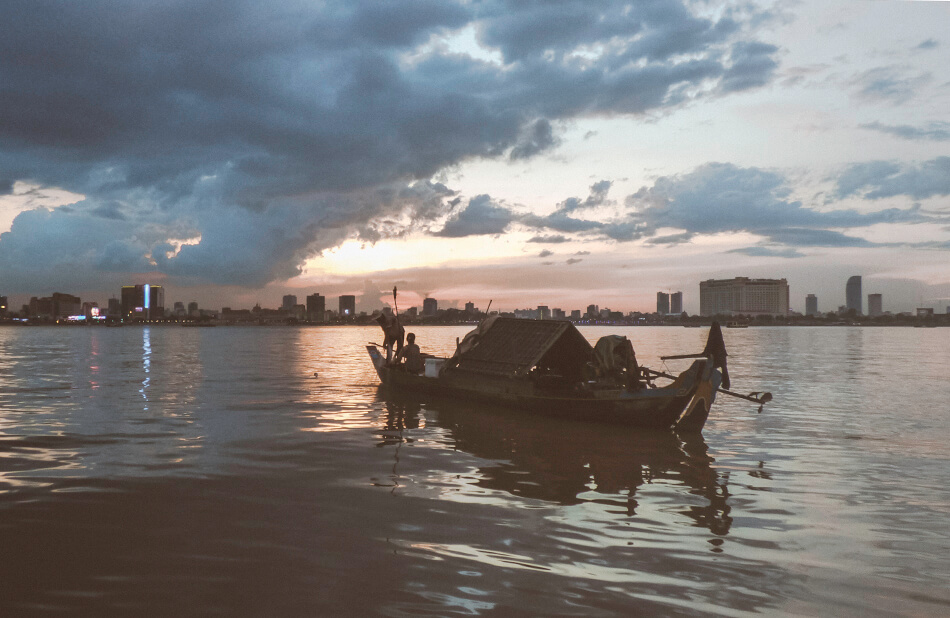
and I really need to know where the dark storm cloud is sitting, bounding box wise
[859,121,950,142]
[509,119,559,161]
[719,41,780,93]
[433,194,512,237]
[0,0,782,291]
[833,157,950,200]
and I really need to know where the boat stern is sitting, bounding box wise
[674,359,722,432]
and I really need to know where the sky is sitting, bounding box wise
[1,0,948,315]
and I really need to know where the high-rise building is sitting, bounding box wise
[846,276,862,315]
[108,298,121,316]
[282,295,297,311]
[868,293,883,317]
[423,298,438,316]
[464,301,475,314]
[306,293,325,322]
[121,284,164,319]
[699,277,789,317]
[338,295,356,317]
[188,301,199,316]
[571,310,581,320]
[670,292,683,314]
[656,292,670,315]
[553,308,565,319]
[174,301,185,315]
[805,294,818,316]
[0,295,7,317]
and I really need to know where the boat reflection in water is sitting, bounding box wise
[376,388,733,540]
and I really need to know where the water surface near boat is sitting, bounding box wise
[0,325,948,616]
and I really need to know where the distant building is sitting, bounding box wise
[307,293,325,322]
[404,306,418,318]
[423,298,438,316]
[0,295,7,317]
[338,295,356,317]
[282,295,297,311]
[916,308,934,318]
[670,292,683,315]
[538,305,550,320]
[586,305,599,318]
[868,293,883,317]
[173,301,185,316]
[464,301,475,314]
[846,276,862,315]
[571,310,581,320]
[553,308,565,319]
[699,277,789,317]
[121,284,164,320]
[805,294,818,317]
[108,298,121,316]
[188,301,199,316]
[656,292,670,315]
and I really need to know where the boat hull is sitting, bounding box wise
[367,346,720,431]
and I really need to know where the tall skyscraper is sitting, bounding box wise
[846,276,862,314]
[670,291,683,314]
[656,292,670,314]
[338,295,356,317]
[423,298,438,316]
[868,293,883,317]
[282,295,297,311]
[586,305,599,318]
[307,293,325,322]
[537,305,550,320]
[805,294,818,316]
[699,277,789,317]
[120,284,164,319]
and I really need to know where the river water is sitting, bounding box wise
[0,324,947,616]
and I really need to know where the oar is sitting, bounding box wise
[643,368,772,409]
[392,286,400,319]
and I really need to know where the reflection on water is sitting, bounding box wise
[0,325,948,616]
[379,391,733,536]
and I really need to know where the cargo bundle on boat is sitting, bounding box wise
[367,317,766,432]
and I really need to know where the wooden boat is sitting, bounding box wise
[367,317,727,432]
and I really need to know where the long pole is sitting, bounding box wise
[642,368,772,406]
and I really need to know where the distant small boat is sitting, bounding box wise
[368,317,731,432]
[726,321,749,328]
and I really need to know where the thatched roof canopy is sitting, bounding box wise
[450,318,594,381]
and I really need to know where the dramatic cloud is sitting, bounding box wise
[859,121,950,141]
[433,194,512,238]
[0,0,782,291]
[512,162,945,250]
[527,235,570,244]
[833,157,950,200]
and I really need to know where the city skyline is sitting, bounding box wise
[1,2,948,314]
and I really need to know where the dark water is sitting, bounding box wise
[0,325,947,616]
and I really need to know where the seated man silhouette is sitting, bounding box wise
[396,332,425,374]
